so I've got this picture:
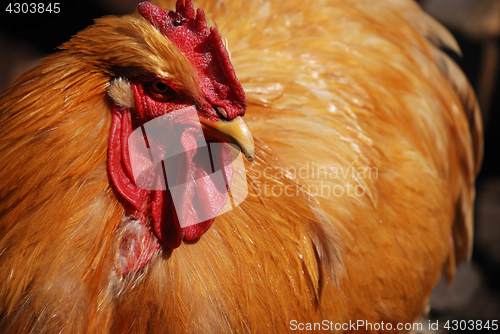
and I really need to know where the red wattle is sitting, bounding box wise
[108,108,147,210]
[110,104,233,251]
[152,185,183,249]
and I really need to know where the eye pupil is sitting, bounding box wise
[147,80,177,102]
[153,82,169,93]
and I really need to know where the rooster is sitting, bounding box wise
[0,0,482,333]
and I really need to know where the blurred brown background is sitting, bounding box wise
[417,0,500,331]
[0,0,499,331]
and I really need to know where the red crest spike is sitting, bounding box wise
[137,1,247,120]
[175,0,195,20]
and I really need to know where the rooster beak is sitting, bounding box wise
[199,116,255,162]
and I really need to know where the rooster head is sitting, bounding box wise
[99,0,254,273]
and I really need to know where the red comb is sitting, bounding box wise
[138,1,246,119]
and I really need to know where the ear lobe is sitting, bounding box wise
[108,78,135,109]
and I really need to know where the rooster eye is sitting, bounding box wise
[147,81,176,101]
[152,81,170,93]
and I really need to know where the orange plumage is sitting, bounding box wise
[0,0,482,333]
